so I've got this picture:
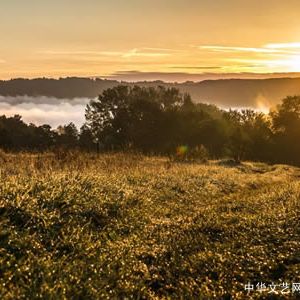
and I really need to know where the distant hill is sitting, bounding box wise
[1,77,300,108]
[0,78,119,99]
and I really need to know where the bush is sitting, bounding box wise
[174,144,209,162]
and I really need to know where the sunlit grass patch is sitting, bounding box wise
[0,153,299,299]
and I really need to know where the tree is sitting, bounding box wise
[85,85,190,153]
[223,109,272,162]
[79,124,95,151]
[85,85,132,150]
[56,122,79,149]
[270,96,300,164]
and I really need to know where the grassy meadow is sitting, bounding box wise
[0,151,300,299]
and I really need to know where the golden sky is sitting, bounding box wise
[1,0,300,79]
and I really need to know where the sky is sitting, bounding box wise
[1,0,300,79]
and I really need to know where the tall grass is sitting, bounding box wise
[0,152,299,299]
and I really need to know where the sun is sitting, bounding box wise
[285,55,300,71]
[267,55,300,72]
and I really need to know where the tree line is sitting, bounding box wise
[1,85,300,165]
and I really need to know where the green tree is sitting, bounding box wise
[57,122,79,149]
[85,85,189,153]
[270,96,300,164]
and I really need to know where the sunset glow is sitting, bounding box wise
[283,55,300,71]
[1,0,300,79]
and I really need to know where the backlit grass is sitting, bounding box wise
[0,152,299,299]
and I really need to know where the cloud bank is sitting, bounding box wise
[0,96,91,128]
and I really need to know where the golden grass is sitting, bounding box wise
[0,152,299,299]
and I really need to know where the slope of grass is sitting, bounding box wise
[0,152,300,299]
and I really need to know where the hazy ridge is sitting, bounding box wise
[2,77,300,109]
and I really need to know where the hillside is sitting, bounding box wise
[1,77,300,108]
[0,152,299,299]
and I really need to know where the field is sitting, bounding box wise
[0,152,300,299]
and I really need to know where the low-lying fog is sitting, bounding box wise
[0,96,92,128]
[0,95,269,129]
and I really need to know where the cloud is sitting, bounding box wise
[143,47,180,53]
[39,50,124,57]
[169,64,259,71]
[198,43,300,56]
[169,66,222,70]
[38,47,173,59]
[122,48,171,58]
[0,96,91,128]
[265,42,300,49]
[198,45,281,53]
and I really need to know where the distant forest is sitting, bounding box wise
[2,77,300,107]
[1,85,300,166]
